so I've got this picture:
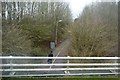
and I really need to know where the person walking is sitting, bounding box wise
[47,50,53,64]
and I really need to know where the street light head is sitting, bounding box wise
[58,20,62,22]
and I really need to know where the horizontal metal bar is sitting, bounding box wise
[1,73,119,77]
[1,63,119,67]
[0,56,119,59]
[1,67,119,71]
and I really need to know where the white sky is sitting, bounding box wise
[68,0,96,19]
[68,0,118,19]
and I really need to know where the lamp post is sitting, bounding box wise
[55,20,62,47]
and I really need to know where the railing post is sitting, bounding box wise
[67,56,70,74]
[9,55,14,75]
[114,56,117,76]
[67,56,69,68]
[109,56,118,75]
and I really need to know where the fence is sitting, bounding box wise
[0,56,119,77]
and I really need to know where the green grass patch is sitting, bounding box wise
[2,75,120,80]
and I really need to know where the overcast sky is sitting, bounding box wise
[68,0,95,19]
[68,0,118,19]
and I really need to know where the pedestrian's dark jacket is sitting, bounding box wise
[48,53,53,57]
[47,52,53,63]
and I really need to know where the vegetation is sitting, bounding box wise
[2,24,31,55]
[67,2,118,57]
[2,2,72,55]
[2,2,118,57]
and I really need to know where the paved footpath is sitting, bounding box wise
[14,39,71,75]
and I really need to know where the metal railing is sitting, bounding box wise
[0,56,119,77]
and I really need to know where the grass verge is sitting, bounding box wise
[1,75,120,80]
